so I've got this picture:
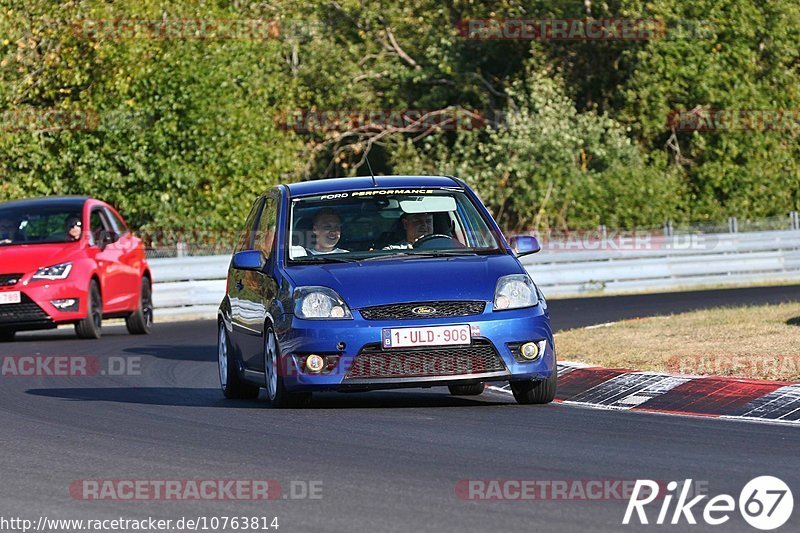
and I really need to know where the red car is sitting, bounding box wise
[0,196,152,341]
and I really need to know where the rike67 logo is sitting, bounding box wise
[624,477,793,530]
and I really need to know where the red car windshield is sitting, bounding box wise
[0,206,83,246]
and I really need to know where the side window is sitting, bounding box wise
[234,198,264,253]
[103,207,128,236]
[254,196,278,258]
[90,209,111,246]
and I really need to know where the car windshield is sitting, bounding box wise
[287,189,503,262]
[0,205,83,246]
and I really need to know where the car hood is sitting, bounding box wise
[284,254,524,308]
[0,243,81,274]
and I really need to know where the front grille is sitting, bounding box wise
[345,340,505,379]
[0,294,52,324]
[359,301,485,320]
[0,274,22,287]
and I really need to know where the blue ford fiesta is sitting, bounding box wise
[217,176,555,407]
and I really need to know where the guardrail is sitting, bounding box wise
[149,229,800,317]
[150,255,230,318]
[521,229,800,295]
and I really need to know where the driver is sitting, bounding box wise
[383,212,434,250]
[65,216,82,242]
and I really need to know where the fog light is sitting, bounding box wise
[520,342,540,360]
[306,354,325,373]
[51,298,79,311]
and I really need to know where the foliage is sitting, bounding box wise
[0,0,797,231]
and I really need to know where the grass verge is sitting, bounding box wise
[554,303,800,381]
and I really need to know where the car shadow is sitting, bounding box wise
[24,387,515,409]
[25,387,262,408]
[11,329,133,343]
[307,390,512,409]
[123,344,215,362]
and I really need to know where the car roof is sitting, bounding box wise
[0,196,90,210]
[284,175,462,197]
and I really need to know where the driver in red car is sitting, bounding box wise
[383,212,434,250]
[65,216,82,242]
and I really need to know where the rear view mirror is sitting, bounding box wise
[510,235,541,256]
[399,196,457,214]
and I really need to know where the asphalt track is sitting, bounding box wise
[1,285,799,532]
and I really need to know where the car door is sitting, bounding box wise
[229,197,264,356]
[240,192,281,370]
[102,206,140,310]
[86,207,127,312]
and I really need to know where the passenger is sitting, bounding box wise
[307,208,348,255]
[383,212,434,250]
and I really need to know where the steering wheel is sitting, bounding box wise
[412,233,464,249]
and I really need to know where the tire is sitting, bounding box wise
[448,383,484,396]
[75,281,102,339]
[264,326,311,408]
[510,367,557,405]
[0,328,15,342]
[126,277,153,335]
[218,321,260,399]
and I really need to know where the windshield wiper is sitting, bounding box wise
[290,256,360,264]
[405,250,480,257]
[358,250,480,261]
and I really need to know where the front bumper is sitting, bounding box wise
[0,281,88,330]
[274,304,555,392]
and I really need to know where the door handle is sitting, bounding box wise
[236,280,244,291]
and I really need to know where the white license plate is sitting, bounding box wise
[382,324,471,349]
[0,291,21,305]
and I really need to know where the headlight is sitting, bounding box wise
[493,274,538,311]
[293,286,352,320]
[32,262,73,281]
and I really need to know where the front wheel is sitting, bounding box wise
[510,368,557,405]
[0,328,15,342]
[126,277,153,335]
[218,321,259,399]
[75,281,102,339]
[264,327,311,408]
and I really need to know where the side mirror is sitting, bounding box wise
[98,231,119,250]
[232,250,266,271]
[510,235,541,257]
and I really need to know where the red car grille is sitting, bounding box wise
[0,294,52,324]
[345,341,506,379]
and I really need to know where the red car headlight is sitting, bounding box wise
[32,262,73,281]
